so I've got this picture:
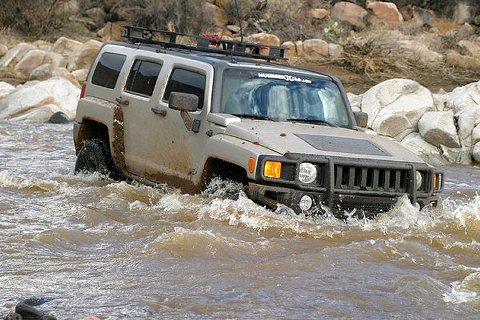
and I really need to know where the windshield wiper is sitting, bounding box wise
[232,114,276,121]
[287,118,338,127]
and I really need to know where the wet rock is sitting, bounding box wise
[67,40,102,71]
[447,80,480,114]
[15,50,67,77]
[361,79,435,139]
[51,37,82,58]
[0,43,37,68]
[47,111,70,124]
[473,142,480,162]
[0,81,15,100]
[440,145,472,164]
[418,111,460,148]
[400,132,445,166]
[367,1,403,25]
[0,77,80,122]
[331,1,368,29]
[303,39,329,59]
[15,302,56,320]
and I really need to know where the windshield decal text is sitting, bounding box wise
[257,73,312,83]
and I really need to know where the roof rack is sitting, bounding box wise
[121,26,287,61]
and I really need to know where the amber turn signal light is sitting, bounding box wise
[433,173,443,190]
[264,161,282,179]
[248,157,256,174]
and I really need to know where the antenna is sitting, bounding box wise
[233,0,244,43]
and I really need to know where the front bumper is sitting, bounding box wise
[248,182,439,217]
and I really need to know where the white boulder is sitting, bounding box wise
[51,37,82,57]
[361,79,435,139]
[447,80,480,114]
[347,92,362,111]
[418,111,460,148]
[455,105,480,149]
[303,39,329,59]
[0,82,15,100]
[0,43,37,68]
[15,50,67,77]
[400,133,445,166]
[472,124,480,145]
[440,145,473,165]
[473,142,480,163]
[0,77,80,122]
[67,39,102,71]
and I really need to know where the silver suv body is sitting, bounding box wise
[73,27,443,217]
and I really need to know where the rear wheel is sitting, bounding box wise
[74,139,118,178]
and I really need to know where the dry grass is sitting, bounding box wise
[338,31,480,86]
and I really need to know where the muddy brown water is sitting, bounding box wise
[1,120,480,319]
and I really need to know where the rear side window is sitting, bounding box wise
[125,59,163,97]
[163,68,206,109]
[91,52,126,89]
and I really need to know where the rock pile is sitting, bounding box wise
[349,79,480,165]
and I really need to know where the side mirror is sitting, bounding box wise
[353,111,368,128]
[169,92,199,112]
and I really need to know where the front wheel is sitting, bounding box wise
[74,139,118,178]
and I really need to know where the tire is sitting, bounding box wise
[74,139,118,178]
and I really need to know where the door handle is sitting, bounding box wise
[115,97,129,106]
[151,107,167,116]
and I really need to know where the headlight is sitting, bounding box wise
[415,171,423,190]
[264,160,282,179]
[299,163,317,184]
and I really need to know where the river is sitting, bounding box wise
[1,120,480,319]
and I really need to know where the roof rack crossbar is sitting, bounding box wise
[121,26,287,61]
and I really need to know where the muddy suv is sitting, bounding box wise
[73,26,444,216]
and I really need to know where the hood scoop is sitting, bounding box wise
[295,134,390,156]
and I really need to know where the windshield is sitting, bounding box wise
[219,68,352,127]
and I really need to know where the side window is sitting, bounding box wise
[125,59,162,97]
[163,68,206,109]
[91,52,126,89]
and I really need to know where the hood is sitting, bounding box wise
[224,119,424,163]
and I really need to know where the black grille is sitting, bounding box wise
[331,200,395,217]
[334,165,408,193]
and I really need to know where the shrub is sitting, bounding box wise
[0,0,71,37]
